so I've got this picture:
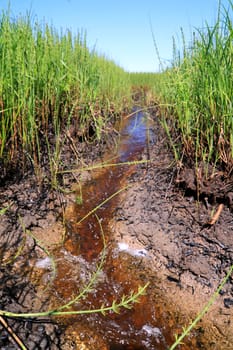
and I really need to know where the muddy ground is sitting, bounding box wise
[0,105,233,349]
[112,122,233,349]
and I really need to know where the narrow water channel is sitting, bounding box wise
[40,108,197,349]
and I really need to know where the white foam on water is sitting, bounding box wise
[142,324,162,338]
[35,256,52,269]
[117,242,147,257]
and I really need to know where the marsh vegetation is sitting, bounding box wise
[0,1,233,349]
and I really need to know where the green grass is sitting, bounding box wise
[129,72,164,104]
[2,2,231,176]
[0,9,133,175]
[130,72,160,88]
[156,0,233,171]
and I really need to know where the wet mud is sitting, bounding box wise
[0,106,233,349]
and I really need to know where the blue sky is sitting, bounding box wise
[0,0,230,72]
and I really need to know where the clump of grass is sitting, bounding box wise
[129,72,163,105]
[158,0,233,171]
[0,9,132,178]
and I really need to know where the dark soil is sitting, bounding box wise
[0,105,233,349]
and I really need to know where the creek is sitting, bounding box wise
[36,107,195,349]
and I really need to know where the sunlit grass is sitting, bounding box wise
[0,9,132,174]
[156,0,233,171]
[129,72,164,104]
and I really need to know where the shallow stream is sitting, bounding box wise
[37,108,197,349]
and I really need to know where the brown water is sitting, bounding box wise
[64,109,151,261]
[40,108,197,349]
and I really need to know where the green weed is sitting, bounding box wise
[157,0,233,171]
[0,9,132,178]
